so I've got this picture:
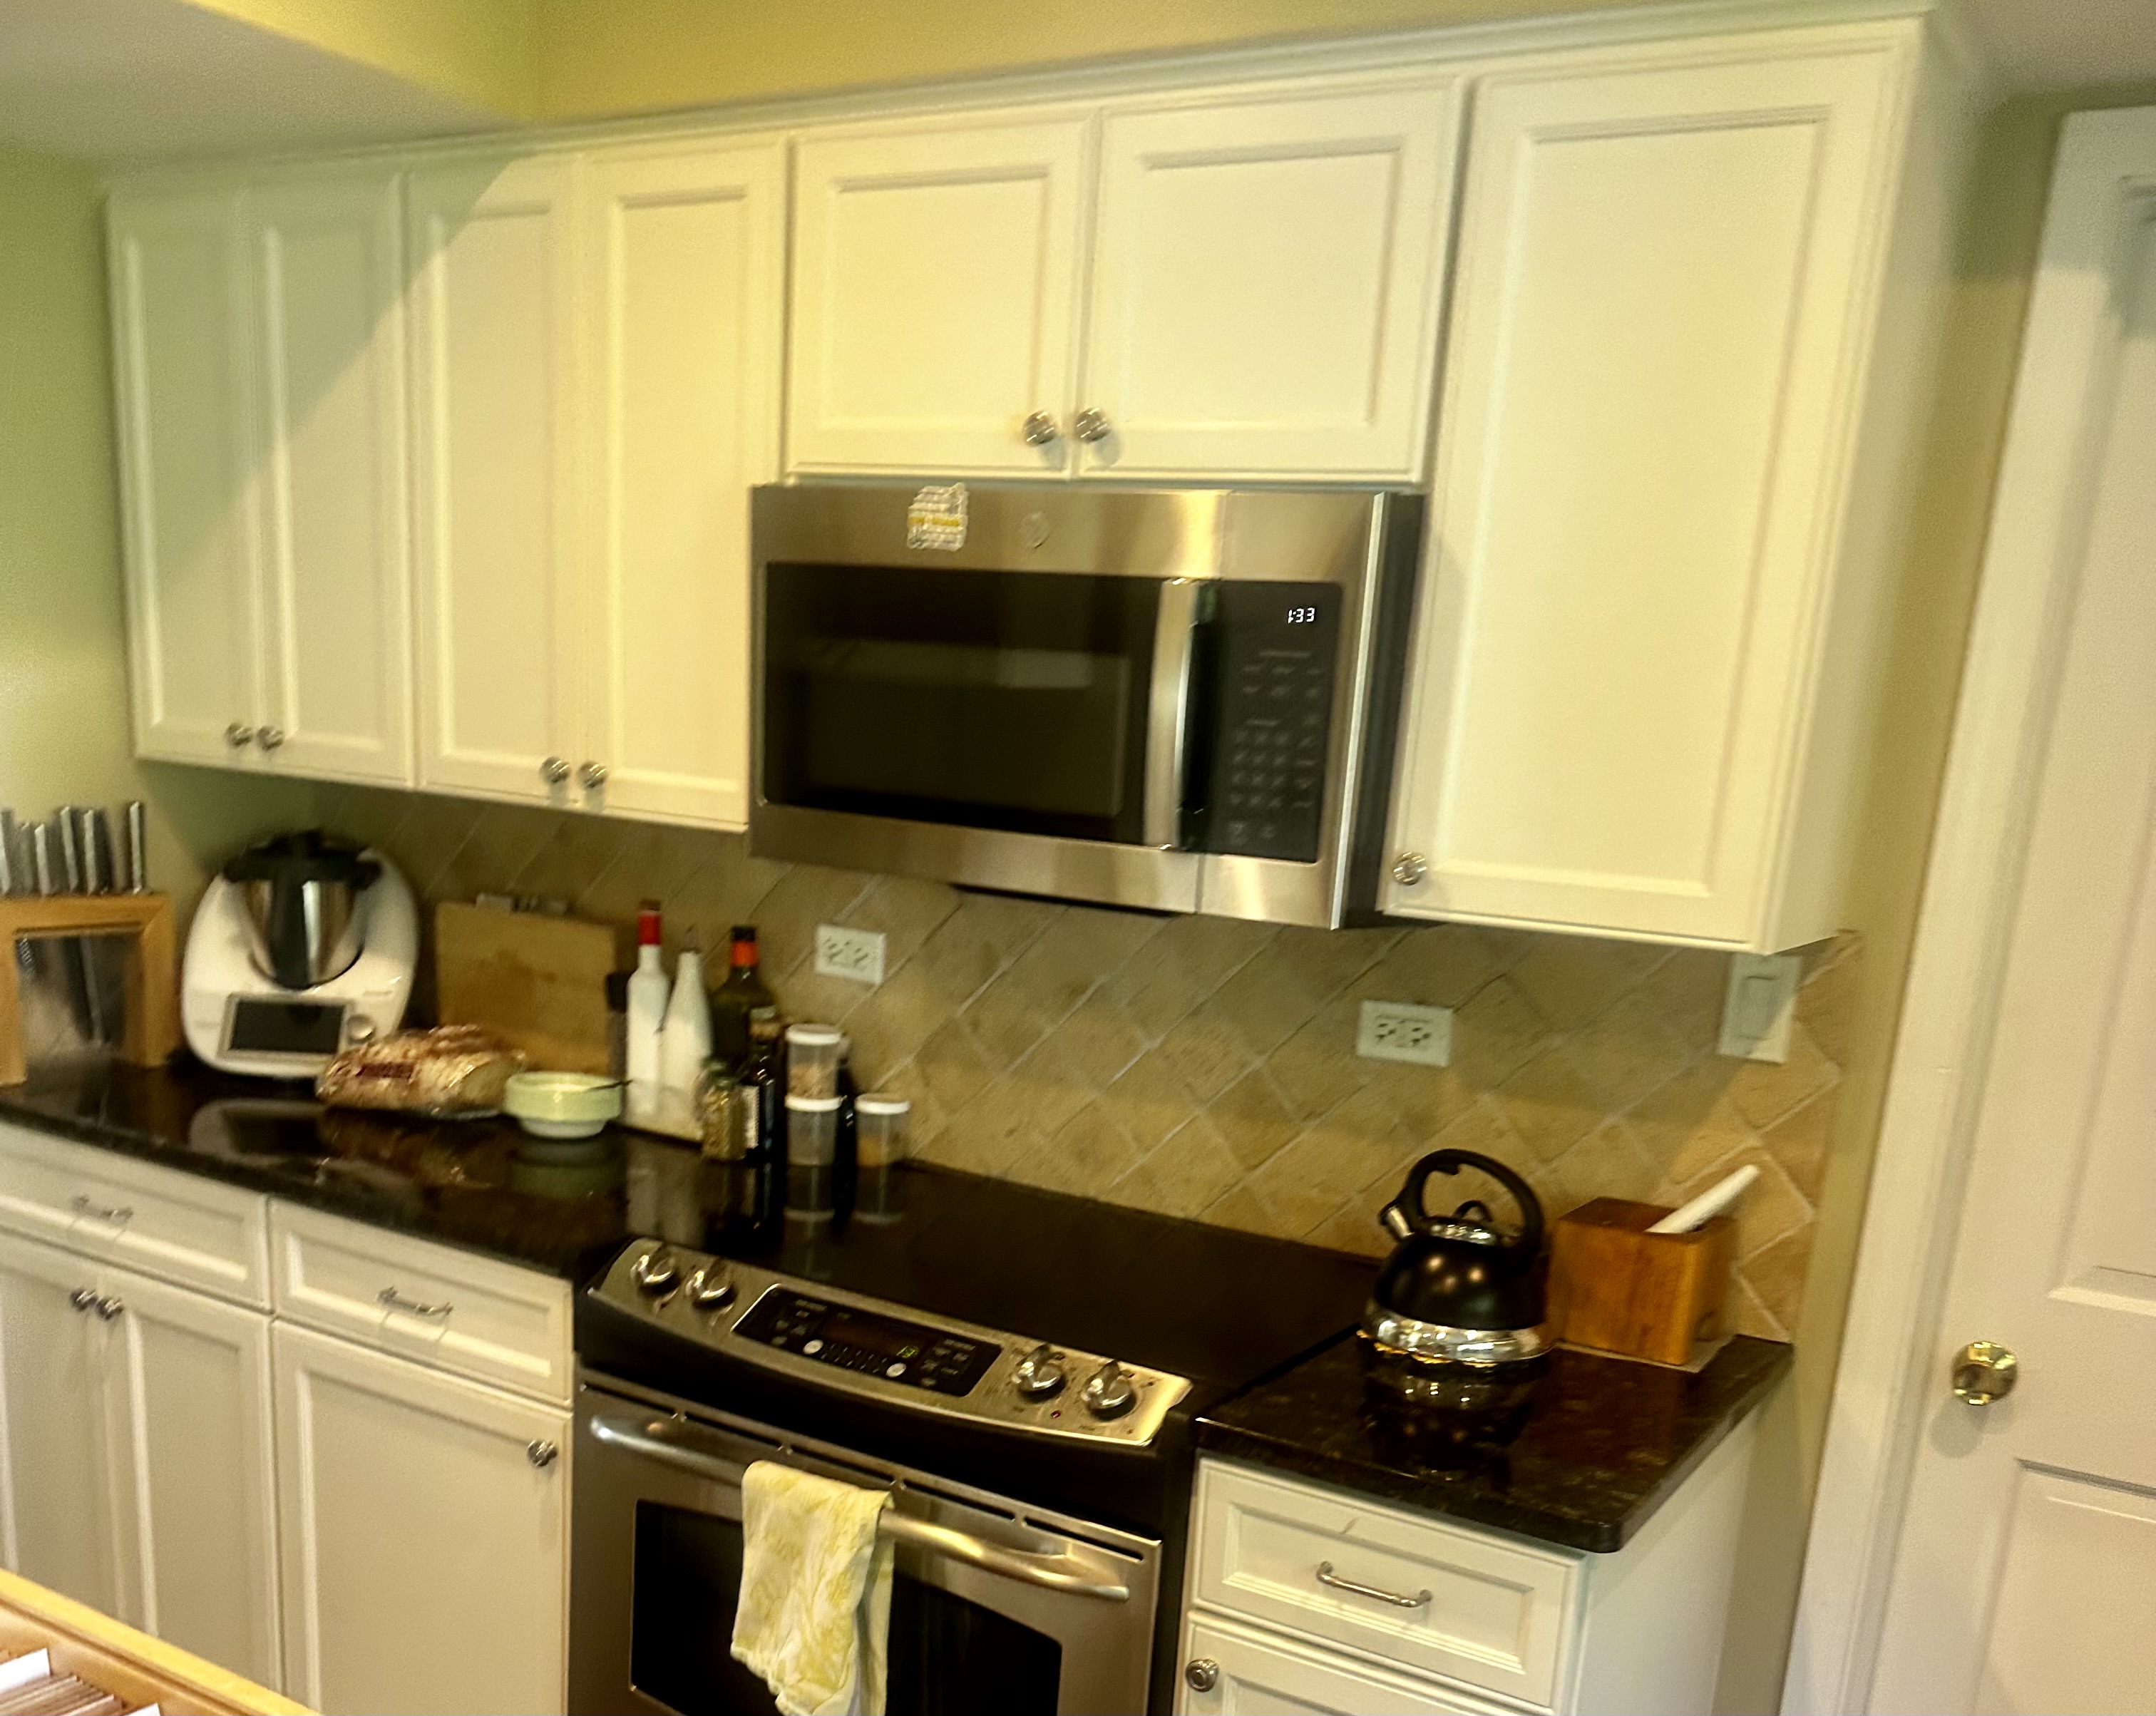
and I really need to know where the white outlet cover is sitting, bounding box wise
[1718,952,1800,1062]
[1357,1000,1454,1067]
[813,923,885,986]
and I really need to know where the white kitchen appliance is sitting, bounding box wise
[182,831,418,1079]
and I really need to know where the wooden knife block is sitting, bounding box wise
[1547,1197,1735,1367]
[0,894,179,1086]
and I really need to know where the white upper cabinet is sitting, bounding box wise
[109,188,261,767]
[408,155,584,807]
[788,114,1087,476]
[250,170,413,785]
[1084,75,1461,480]
[786,77,1463,482]
[1384,34,1912,948]
[578,142,784,828]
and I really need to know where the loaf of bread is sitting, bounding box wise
[315,1025,525,1117]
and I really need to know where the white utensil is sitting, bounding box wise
[1648,1164,1759,1234]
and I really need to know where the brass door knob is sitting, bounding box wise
[1951,1340,2017,1405]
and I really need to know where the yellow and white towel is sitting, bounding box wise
[731,1461,895,1716]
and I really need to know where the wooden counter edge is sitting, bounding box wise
[0,1566,309,1715]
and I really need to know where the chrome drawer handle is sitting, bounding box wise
[1315,1561,1431,1609]
[379,1286,453,1319]
[71,1195,133,1226]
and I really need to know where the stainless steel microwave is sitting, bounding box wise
[749,483,1424,928]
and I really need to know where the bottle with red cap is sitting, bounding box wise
[625,900,669,1088]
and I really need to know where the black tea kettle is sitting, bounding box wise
[1361,1149,1549,1372]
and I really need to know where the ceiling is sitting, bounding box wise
[0,0,494,162]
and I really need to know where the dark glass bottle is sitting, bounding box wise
[710,925,776,1070]
[739,1007,786,1168]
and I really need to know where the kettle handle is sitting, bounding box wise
[1395,1150,1545,1258]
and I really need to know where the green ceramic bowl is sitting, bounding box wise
[503,1072,624,1139]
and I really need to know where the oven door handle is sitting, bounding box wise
[1142,578,1203,851]
[587,1414,1132,1603]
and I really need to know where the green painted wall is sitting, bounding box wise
[0,146,312,920]
[185,0,537,118]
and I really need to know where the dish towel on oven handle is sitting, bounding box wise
[731,1460,895,1716]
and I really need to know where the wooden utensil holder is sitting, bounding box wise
[1546,1196,1735,1367]
[0,893,179,1085]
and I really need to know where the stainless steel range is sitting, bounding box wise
[568,1165,1375,1715]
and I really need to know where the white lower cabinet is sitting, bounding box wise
[1180,1427,1758,1716]
[0,1230,279,1686]
[272,1320,570,1716]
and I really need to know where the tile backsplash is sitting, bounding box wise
[314,784,1854,1340]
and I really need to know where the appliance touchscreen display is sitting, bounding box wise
[227,999,346,1057]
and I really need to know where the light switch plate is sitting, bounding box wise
[1357,1000,1454,1067]
[1718,953,1801,1062]
[814,923,885,986]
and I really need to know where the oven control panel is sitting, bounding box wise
[589,1241,1191,1447]
[733,1288,1000,1396]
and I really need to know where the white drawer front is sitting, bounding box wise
[270,1202,572,1404]
[1194,1460,1578,1708]
[0,1121,269,1305]
[1179,1611,1513,1716]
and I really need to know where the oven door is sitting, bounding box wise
[570,1375,1161,1716]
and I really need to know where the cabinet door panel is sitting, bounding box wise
[409,157,581,805]
[0,1232,117,1616]
[1087,77,1461,479]
[273,1322,568,1716]
[99,1262,279,1686]
[581,142,782,828]
[1385,43,1896,945]
[252,169,414,786]
[789,115,1086,475]
[108,189,260,766]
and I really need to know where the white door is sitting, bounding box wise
[578,140,782,828]
[1866,108,2156,1716]
[1178,1612,1504,1715]
[108,187,262,768]
[250,168,415,787]
[97,1261,279,1689]
[1383,41,1897,945]
[272,1322,569,1716]
[409,155,583,807]
[0,1231,120,1616]
[1084,75,1461,481]
[788,113,1087,476]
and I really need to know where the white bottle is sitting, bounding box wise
[625,903,669,1090]
[659,942,712,1091]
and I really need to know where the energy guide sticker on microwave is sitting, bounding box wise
[906,483,967,551]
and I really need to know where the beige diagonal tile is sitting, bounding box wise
[1797,934,1862,1067]
[1350,924,1509,1010]
[1051,995,1147,1091]
[1495,1043,1604,1163]
[913,909,1008,1012]
[913,1018,996,1114]
[843,875,962,970]
[841,959,956,1086]
[1508,935,1664,1031]
[1760,1084,1837,1203]
[1104,1045,1198,1153]
[1726,1023,1841,1132]
[1020,1100,1141,1196]
[1204,944,1322,1059]
[1449,976,1554,1091]
[960,970,1054,1069]
[1208,1067,1301,1171]
[1124,1112,1245,1218]
[1154,1011,1254,1104]
[1266,995,1378,1123]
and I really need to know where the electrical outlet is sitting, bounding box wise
[1357,1000,1454,1067]
[1718,952,1800,1062]
[813,923,885,986]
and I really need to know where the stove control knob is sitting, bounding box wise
[630,1248,681,1296]
[1081,1360,1137,1420]
[684,1266,735,1311]
[1011,1342,1067,1400]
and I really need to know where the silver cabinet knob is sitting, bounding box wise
[1951,1340,2017,1405]
[1010,1342,1067,1400]
[68,1287,97,1312]
[93,1295,123,1320]
[541,755,572,785]
[1080,1359,1136,1419]
[1022,411,1061,446]
[526,1439,558,1469]
[579,760,609,789]
[1184,1659,1220,1693]
[1073,406,1112,443]
[1392,852,1428,887]
[255,725,284,751]
[225,721,255,749]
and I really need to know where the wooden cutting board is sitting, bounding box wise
[433,902,623,1076]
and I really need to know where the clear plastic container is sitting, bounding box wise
[785,1024,843,1099]
[784,1091,843,1219]
[694,1064,749,1161]
[853,1093,911,1167]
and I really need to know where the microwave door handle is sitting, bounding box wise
[588,1414,1130,1603]
[1143,578,1203,850]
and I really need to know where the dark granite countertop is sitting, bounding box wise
[1198,1331,1792,1553]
